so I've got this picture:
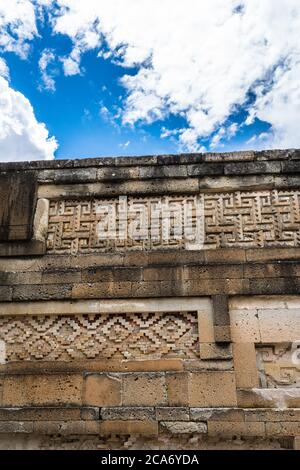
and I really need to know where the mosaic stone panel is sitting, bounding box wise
[46,190,300,254]
[0,311,199,361]
[256,343,300,388]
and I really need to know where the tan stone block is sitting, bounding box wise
[245,409,300,422]
[208,421,265,437]
[266,422,300,437]
[99,420,158,436]
[160,421,207,434]
[0,407,84,421]
[237,389,300,408]
[122,359,183,372]
[166,372,189,406]
[230,309,261,343]
[72,282,132,299]
[123,373,166,406]
[190,407,244,422]
[156,407,189,421]
[258,309,300,342]
[42,270,81,284]
[189,371,237,407]
[183,359,233,371]
[200,343,232,360]
[233,343,259,388]
[197,310,214,343]
[214,326,231,342]
[33,420,86,435]
[293,436,300,450]
[3,374,83,406]
[83,374,121,406]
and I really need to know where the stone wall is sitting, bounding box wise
[1,150,300,449]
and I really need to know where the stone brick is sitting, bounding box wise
[190,407,245,422]
[197,310,214,343]
[0,421,34,433]
[245,409,300,422]
[0,286,12,301]
[208,421,265,437]
[233,343,259,388]
[230,309,261,343]
[101,407,155,421]
[265,422,300,437]
[188,372,237,407]
[156,407,189,421]
[99,420,158,436]
[212,295,230,326]
[83,374,121,406]
[2,374,83,406]
[41,270,81,284]
[122,373,167,406]
[72,282,132,299]
[166,372,189,406]
[160,421,207,434]
[237,389,300,408]
[13,284,72,301]
[0,407,83,421]
[200,343,232,360]
[213,326,231,343]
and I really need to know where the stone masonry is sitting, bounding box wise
[1,149,300,449]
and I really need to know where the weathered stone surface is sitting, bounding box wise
[99,420,158,436]
[2,374,83,406]
[83,374,121,407]
[156,407,189,421]
[122,373,167,406]
[160,421,207,434]
[188,372,237,407]
[0,171,37,241]
[101,407,155,421]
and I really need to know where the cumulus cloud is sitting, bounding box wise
[0,1,57,161]
[39,48,56,91]
[0,76,58,161]
[49,0,300,151]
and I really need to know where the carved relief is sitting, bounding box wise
[46,190,300,254]
[256,343,300,388]
[0,311,198,361]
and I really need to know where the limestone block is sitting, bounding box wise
[122,373,167,406]
[2,374,83,406]
[197,310,214,343]
[190,408,244,422]
[166,372,189,406]
[233,343,259,388]
[258,309,300,342]
[188,372,237,407]
[99,420,158,436]
[266,422,300,437]
[101,407,155,421]
[200,343,232,360]
[208,421,265,437]
[230,309,261,343]
[160,421,207,434]
[156,407,189,421]
[83,374,121,406]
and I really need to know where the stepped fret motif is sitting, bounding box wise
[0,312,199,362]
[46,190,300,254]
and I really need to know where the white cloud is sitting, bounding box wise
[0,1,57,161]
[48,0,300,151]
[0,76,57,161]
[39,48,56,91]
[0,58,9,79]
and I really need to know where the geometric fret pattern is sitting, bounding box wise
[256,343,300,388]
[46,190,300,254]
[0,312,199,361]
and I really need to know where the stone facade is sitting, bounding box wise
[1,149,300,449]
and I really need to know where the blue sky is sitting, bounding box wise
[0,1,299,161]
